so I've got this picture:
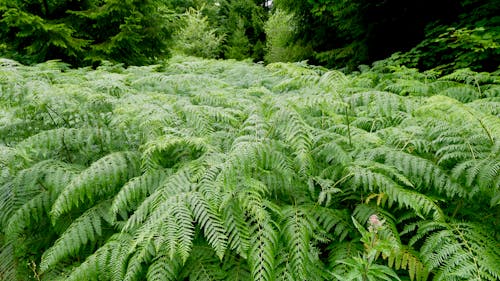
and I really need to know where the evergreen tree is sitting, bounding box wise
[0,0,174,66]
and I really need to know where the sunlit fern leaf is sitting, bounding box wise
[123,241,155,281]
[51,151,141,220]
[249,220,278,281]
[384,79,431,96]
[220,199,251,257]
[145,255,182,281]
[417,95,500,143]
[15,127,116,164]
[346,163,445,221]
[272,106,314,175]
[188,192,229,259]
[310,204,352,240]
[387,245,429,281]
[6,192,53,240]
[311,136,351,167]
[267,61,321,78]
[5,160,83,240]
[0,160,63,228]
[110,169,170,221]
[40,200,113,272]
[414,221,500,281]
[438,85,481,102]
[279,206,321,280]
[468,98,500,117]
[451,154,500,199]
[482,85,500,98]
[129,193,195,262]
[360,147,466,198]
[429,123,492,167]
[347,90,414,117]
[376,125,431,154]
[318,70,349,92]
[65,233,131,281]
[440,68,495,85]
[122,168,195,232]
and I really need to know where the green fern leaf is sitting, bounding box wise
[65,233,131,281]
[249,220,278,281]
[146,255,182,281]
[40,200,112,272]
[51,151,141,219]
[110,170,170,221]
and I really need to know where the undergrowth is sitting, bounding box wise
[0,56,499,280]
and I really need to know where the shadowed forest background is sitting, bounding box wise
[1,0,499,72]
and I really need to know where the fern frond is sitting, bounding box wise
[189,192,229,259]
[51,151,141,219]
[129,193,195,262]
[5,192,53,240]
[145,255,182,281]
[413,221,500,281]
[141,135,209,169]
[0,160,62,228]
[15,127,117,164]
[360,147,466,198]
[40,200,113,272]
[384,79,430,96]
[279,206,321,280]
[222,253,252,281]
[249,220,278,281]
[440,68,495,85]
[0,242,16,281]
[439,85,481,102]
[221,199,251,257]
[179,242,226,281]
[307,205,352,241]
[273,106,313,175]
[387,246,429,281]
[347,163,445,221]
[65,233,131,281]
[122,170,191,232]
[110,170,170,221]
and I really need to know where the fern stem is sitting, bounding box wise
[453,225,482,281]
[476,118,495,145]
[464,107,494,145]
[29,260,41,281]
[344,105,352,148]
[45,104,71,128]
[451,200,463,219]
[61,130,73,163]
[333,173,354,190]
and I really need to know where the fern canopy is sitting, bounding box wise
[0,56,499,280]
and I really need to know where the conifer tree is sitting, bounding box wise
[0,0,174,66]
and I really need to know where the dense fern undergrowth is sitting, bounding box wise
[0,56,499,281]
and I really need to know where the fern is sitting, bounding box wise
[1,56,499,281]
[412,221,500,281]
[40,200,113,272]
[65,233,131,281]
[51,151,141,219]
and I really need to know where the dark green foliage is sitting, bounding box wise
[0,57,499,280]
[272,0,499,71]
[218,0,268,60]
[393,0,500,72]
[0,0,173,66]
